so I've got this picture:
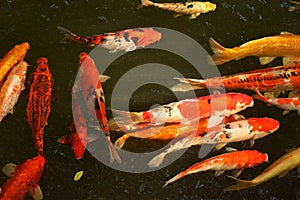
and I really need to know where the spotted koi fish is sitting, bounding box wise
[57,26,162,53]
[209,32,300,65]
[76,52,121,164]
[0,155,45,200]
[148,117,279,168]
[163,150,268,187]
[253,88,300,115]
[288,1,300,12]
[0,42,30,83]
[171,64,300,93]
[112,93,254,132]
[26,58,53,155]
[0,61,28,122]
[139,0,216,19]
[225,147,300,191]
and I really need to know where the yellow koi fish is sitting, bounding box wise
[288,1,300,12]
[139,0,216,19]
[209,32,300,65]
[224,147,300,191]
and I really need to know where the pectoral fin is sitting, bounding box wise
[189,13,200,19]
[215,170,225,176]
[29,185,43,200]
[259,57,276,65]
[283,56,300,65]
[207,115,224,128]
[2,163,17,177]
[214,142,227,150]
[232,168,244,177]
[278,170,289,178]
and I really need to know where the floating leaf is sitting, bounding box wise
[74,171,83,181]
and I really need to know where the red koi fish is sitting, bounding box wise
[163,150,268,187]
[26,58,53,155]
[253,88,300,115]
[0,155,45,200]
[148,117,279,168]
[57,26,162,53]
[112,92,254,132]
[0,61,28,122]
[76,52,121,164]
[172,64,300,93]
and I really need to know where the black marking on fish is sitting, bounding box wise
[187,4,194,8]
[123,32,130,42]
[132,37,139,45]
[207,98,211,104]
[133,28,144,32]
[225,124,231,129]
[238,123,243,128]
[164,106,173,117]
[224,131,232,139]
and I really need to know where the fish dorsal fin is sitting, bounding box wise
[29,185,43,200]
[259,57,276,65]
[2,163,17,177]
[209,38,226,55]
[280,31,293,35]
[283,56,300,65]
[278,170,289,178]
[99,75,111,83]
[215,170,225,176]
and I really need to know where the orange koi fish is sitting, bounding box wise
[112,93,254,132]
[253,88,300,115]
[172,64,300,93]
[148,117,279,168]
[26,58,53,155]
[209,32,300,65]
[57,26,162,53]
[163,150,268,187]
[0,155,45,200]
[225,147,300,191]
[139,0,216,19]
[289,1,300,12]
[0,42,30,83]
[76,52,121,164]
[0,61,28,122]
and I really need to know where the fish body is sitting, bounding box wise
[289,1,300,12]
[209,33,300,65]
[225,147,300,191]
[112,93,254,132]
[77,53,121,164]
[57,26,162,53]
[148,117,279,168]
[26,58,53,155]
[140,0,216,19]
[0,61,28,122]
[164,150,268,187]
[172,64,300,93]
[0,42,30,83]
[0,155,45,200]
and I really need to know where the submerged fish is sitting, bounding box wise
[0,61,28,122]
[224,147,300,191]
[0,42,30,83]
[171,64,300,93]
[139,0,216,19]
[26,58,53,155]
[0,155,45,200]
[57,26,162,53]
[288,1,300,12]
[209,32,300,65]
[164,150,268,187]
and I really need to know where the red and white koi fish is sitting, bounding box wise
[139,0,216,19]
[253,88,300,115]
[26,58,53,155]
[0,61,28,122]
[0,155,45,200]
[112,93,254,132]
[209,32,300,65]
[288,1,300,12]
[57,26,162,53]
[148,117,279,168]
[224,147,300,191]
[163,150,268,187]
[172,64,300,93]
[76,52,121,164]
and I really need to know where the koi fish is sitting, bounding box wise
[163,150,268,187]
[171,64,300,93]
[112,92,254,132]
[0,155,45,200]
[253,88,300,115]
[148,117,279,168]
[209,32,300,65]
[139,0,216,19]
[57,26,162,53]
[0,61,28,122]
[0,42,30,83]
[288,1,300,12]
[26,58,53,155]
[224,147,300,191]
[113,114,245,149]
[76,52,121,164]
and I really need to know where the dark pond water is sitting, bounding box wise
[0,0,300,199]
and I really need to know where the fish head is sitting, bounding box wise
[202,2,217,12]
[36,57,50,72]
[28,155,46,179]
[251,150,269,165]
[217,93,253,115]
[248,117,280,139]
[132,28,162,47]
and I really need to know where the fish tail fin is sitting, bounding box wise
[57,135,70,144]
[111,108,150,124]
[140,0,153,7]
[148,152,167,168]
[209,38,232,65]
[106,136,122,164]
[114,134,131,149]
[57,26,83,44]
[224,175,255,191]
[163,171,187,188]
